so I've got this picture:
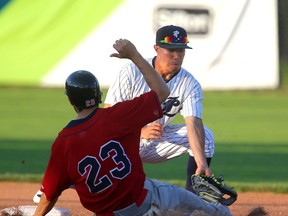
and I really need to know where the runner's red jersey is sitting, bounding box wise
[40,91,162,214]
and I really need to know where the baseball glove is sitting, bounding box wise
[191,174,238,206]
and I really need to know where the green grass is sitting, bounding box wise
[0,87,288,193]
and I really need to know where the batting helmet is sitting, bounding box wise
[65,70,102,110]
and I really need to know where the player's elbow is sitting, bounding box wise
[104,103,112,108]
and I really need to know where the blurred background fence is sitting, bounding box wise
[278,0,288,86]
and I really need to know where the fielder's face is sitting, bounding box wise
[154,45,185,76]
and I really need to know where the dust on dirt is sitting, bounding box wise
[1,182,287,216]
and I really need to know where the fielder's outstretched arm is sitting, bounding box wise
[185,116,212,176]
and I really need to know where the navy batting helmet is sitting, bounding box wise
[65,70,102,110]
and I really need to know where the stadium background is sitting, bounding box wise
[0,0,286,89]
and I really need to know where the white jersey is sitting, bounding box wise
[105,57,214,160]
[105,57,204,128]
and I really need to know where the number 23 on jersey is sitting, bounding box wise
[78,141,132,193]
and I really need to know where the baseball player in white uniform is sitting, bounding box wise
[104,25,215,191]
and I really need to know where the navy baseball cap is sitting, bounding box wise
[156,25,192,49]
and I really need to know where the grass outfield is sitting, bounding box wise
[0,87,288,192]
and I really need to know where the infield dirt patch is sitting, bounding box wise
[0,182,287,216]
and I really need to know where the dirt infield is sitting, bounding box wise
[1,182,288,216]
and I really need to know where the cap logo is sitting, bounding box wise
[173,30,180,39]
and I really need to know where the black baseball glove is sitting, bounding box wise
[191,174,238,206]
